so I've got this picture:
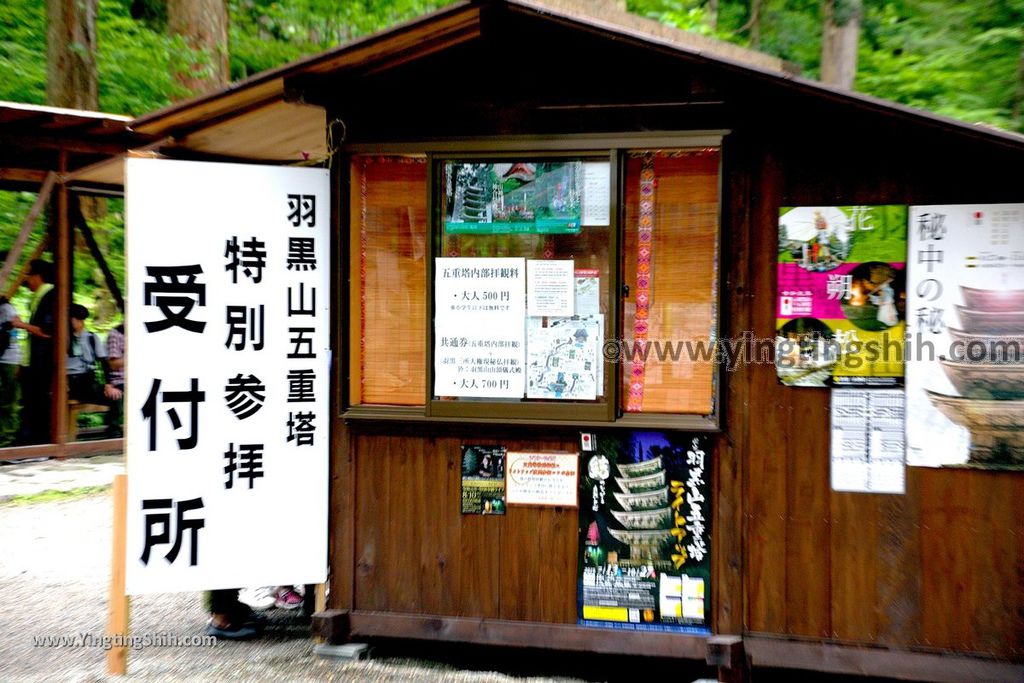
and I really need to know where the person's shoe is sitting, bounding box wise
[205,618,258,640]
[233,605,267,630]
[274,587,303,610]
[238,587,276,610]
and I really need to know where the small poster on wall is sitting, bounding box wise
[506,451,578,507]
[830,389,906,494]
[461,445,506,514]
[776,206,908,387]
[578,432,711,634]
[906,204,1024,469]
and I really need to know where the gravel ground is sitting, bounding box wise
[0,492,581,683]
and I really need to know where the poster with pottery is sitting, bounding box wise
[776,206,908,387]
[906,204,1024,469]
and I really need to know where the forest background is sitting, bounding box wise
[0,0,1022,330]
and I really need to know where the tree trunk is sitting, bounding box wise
[707,0,719,30]
[46,0,99,110]
[167,0,230,98]
[739,0,761,49]
[820,0,862,90]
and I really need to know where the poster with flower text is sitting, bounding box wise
[776,206,907,387]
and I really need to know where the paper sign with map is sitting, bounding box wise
[526,320,599,399]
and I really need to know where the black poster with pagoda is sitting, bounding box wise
[577,431,711,634]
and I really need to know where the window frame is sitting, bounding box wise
[341,132,727,432]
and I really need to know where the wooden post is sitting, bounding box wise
[106,473,129,675]
[52,156,70,453]
[706,635,749,683]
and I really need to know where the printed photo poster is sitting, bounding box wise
[124,159,330,594]
[906,204,1024,469]
[461,445,506,514]
[444,161,583,234]
[578,432,711,634]
[776,206,908,387]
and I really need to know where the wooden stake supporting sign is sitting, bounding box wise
[106,473,129,675]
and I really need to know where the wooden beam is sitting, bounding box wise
[347,611,709,659]
[62,136,175,186]
[0,168,50,184]
[70,195,124,311]
[0,172,57,291]
[0,134,130,156]
[4,237,50,300]
[744,636,1024,683]
[0,438,122,462]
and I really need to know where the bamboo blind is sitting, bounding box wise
[621,150,720,414]
[349,156,428,406]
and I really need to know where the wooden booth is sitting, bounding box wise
[0,101,142,460]
[115,1,1024,680]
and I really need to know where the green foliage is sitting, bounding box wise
[2,0,1019,129]
[857,0,1024,130]
[98,0,187,114]
[229,0,457,80]
[628,0,1024,132]
[0,0,46,104]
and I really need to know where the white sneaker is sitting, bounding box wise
[238,586,276,610]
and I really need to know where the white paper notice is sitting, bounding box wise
[434,257,526,398]
[574,268,601,316]
[582,161,611,226]
[506,452,578,506]
[527,259,574,317]
[830,389,905,494]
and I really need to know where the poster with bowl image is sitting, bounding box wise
[776,205,908,387]
[906,204,1024,469]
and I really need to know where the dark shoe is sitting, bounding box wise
[205,618,258,640]
[233,604,268,630]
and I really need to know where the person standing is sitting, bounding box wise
[18,259,56,445]
[104,323,124,438]
[0,295,23,446]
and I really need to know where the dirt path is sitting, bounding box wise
[0,492,576,682]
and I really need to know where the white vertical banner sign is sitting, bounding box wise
[125,159,330,594]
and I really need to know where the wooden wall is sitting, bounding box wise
[730,117,1024,660]
[336,427,579,624]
